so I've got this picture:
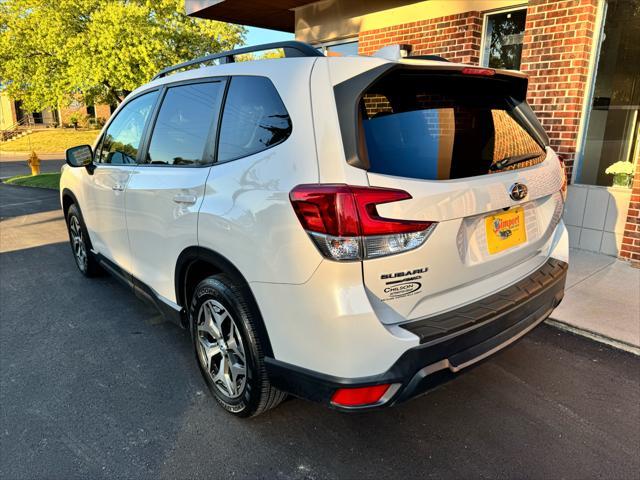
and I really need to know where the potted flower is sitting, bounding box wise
[605,161,635,188]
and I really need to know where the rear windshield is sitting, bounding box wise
[359,72,546,180]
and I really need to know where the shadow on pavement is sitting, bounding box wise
[0,183,61,219]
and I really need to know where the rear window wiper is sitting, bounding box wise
[490,152,543,171]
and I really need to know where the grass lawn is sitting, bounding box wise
[0,129,99,153]
[4,173,61,190]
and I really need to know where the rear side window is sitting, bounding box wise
[359,72,545,180]
[217,76,292,162]
[145,81,225,166]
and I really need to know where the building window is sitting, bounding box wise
[481,8,527,70]
[576,0,639,188]
[315,39,359,57]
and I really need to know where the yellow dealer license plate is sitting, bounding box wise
[485,207,527,255]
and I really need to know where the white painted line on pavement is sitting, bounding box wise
[0,199,46,208]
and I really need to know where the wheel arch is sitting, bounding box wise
[61,189,94,249]
[175,246,274,357]
[61,188,79,220]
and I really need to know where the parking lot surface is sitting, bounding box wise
[1,183,639,479]
[0,156,64,178]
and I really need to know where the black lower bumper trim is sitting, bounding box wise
[266,258,567,411]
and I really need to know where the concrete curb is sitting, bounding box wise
[546,318,640,356]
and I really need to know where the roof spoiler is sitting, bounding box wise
[333,63,539,171]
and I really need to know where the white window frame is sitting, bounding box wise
[573,0,609,184]
[480,5,528,69]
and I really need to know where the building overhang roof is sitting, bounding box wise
[185,0,315,32]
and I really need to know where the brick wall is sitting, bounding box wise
[520,0,600,181]
[60,103,112,127]
[357,2,600,182]
[358,12,483,64]
[620,162,640,265]
[356,0,639,265]
[59,104,88,127]
[94,104,112,122]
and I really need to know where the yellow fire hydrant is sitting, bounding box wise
[27,151,40,176]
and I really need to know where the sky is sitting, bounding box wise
[245,27,294,46]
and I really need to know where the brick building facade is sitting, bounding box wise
[356,1,603,187]
[0,95,113,130]
[621,172,640,261]
[313,0,639,265]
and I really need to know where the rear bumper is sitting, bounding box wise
[265,258,567,411]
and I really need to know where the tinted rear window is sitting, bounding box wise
[359,72,545,180]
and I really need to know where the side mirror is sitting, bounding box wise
[66,145,93,167]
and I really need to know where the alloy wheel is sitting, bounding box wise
[196,299,247,398]
[69,215,87,272]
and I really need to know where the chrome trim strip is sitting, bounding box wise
[152,289,182,312]
[415,309,551,377]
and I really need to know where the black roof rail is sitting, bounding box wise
[152,41,324,80]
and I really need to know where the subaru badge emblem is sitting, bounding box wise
[509,183,528,201]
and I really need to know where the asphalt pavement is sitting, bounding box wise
[1,183,639,479]
[0,152,65,178]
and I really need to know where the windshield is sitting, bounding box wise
[359,72,546,180]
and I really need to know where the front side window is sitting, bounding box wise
[482,9,527,70]
[97,91,158,164]
[217,76,292,162]
[145,81,225,166]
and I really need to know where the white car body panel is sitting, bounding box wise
[125,166,210,302]
[83,165,136,271]
[59,52,570,383]
[250,260,419,378]
[362,150,565,321]
[197,59,324,285]
[252,220,568,378]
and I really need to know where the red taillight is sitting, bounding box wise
[461,67,496,77]
[289,185,360,236]
[290,184,431,236]
[290,184,436,260]
[349,186,432,235]
[331,384,391,407]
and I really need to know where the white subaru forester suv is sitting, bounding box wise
[61,41,569,417]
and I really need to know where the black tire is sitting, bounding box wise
[190,274,286,417]
[66,203,101,277]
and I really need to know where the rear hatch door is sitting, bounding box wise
[349,66,565,323]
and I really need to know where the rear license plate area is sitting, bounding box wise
[485,207,527,254]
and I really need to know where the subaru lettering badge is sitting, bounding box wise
[509,183,528,201]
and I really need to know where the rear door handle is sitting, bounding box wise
[173,194,197,205]
[112,184,125,191]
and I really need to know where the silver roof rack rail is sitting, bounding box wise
[152,41,324,80]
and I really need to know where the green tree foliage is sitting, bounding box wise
[0,0,245,110]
